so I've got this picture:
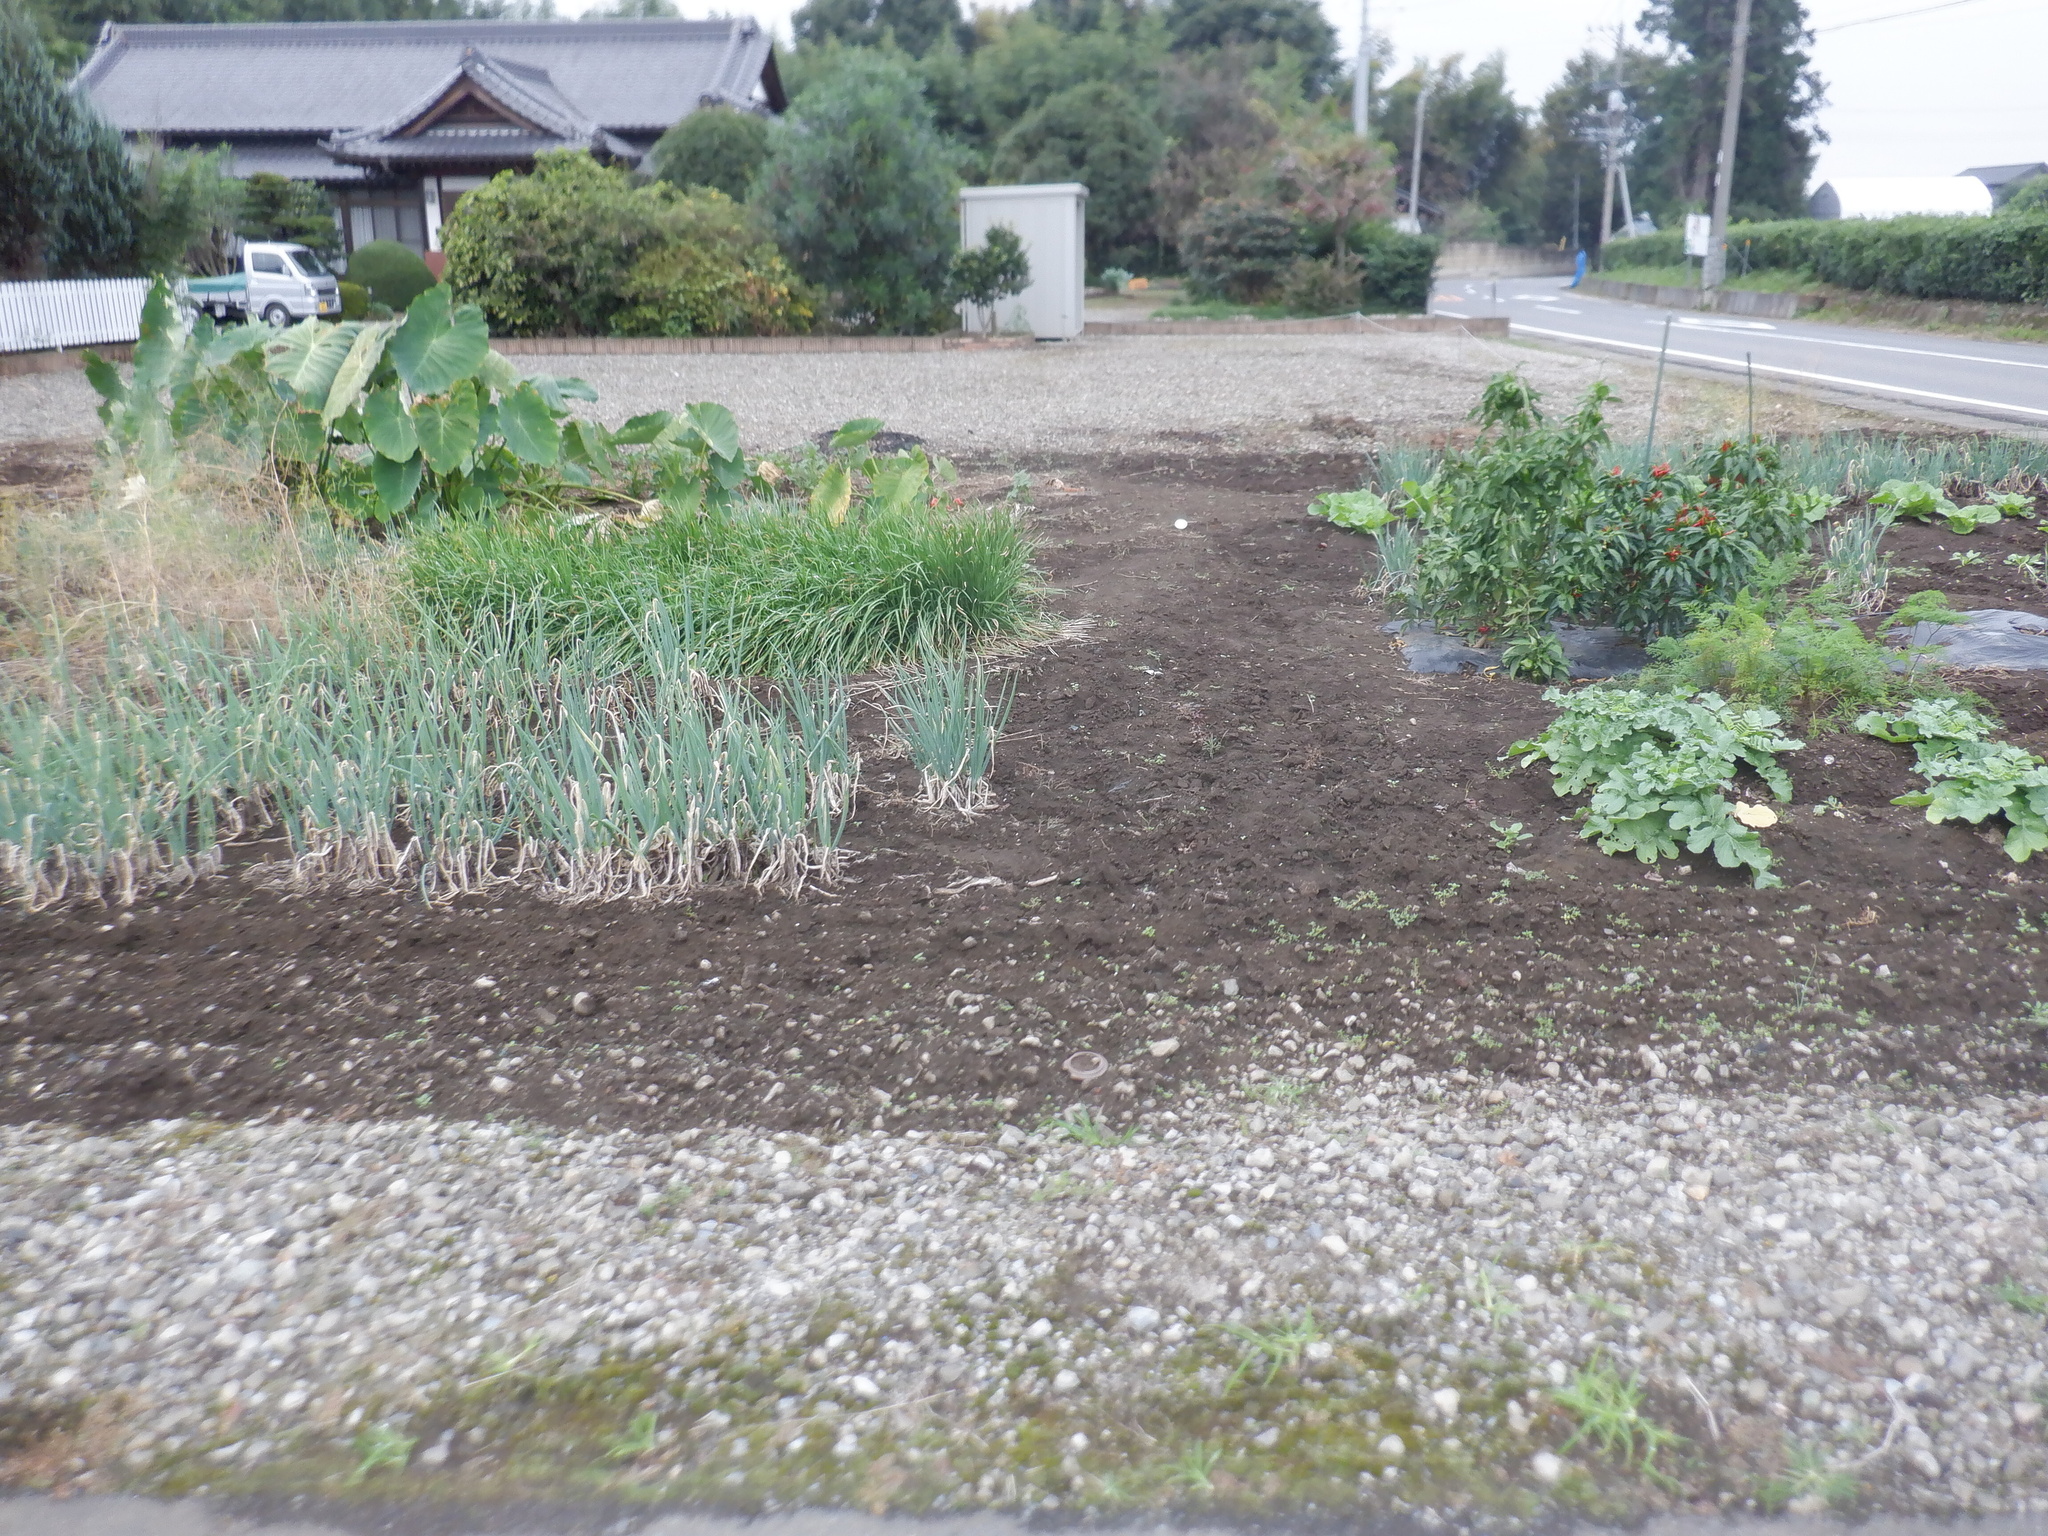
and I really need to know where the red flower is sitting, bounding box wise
[1650,463,1672,479]
[1720,439,1734,452]
[1665,547,1683,562]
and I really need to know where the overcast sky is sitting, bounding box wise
[568,0,2045,189]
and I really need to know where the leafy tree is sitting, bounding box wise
[1274,125,1392,268]
[648,105,772,201]
[1523,45,1671,248]
[1635,0,1825,223]
[1162,0,1337,96]
[131,140,241,274]
[752,50,960,332]
[2005,177,2048,216]
[28,0,503,68]
[792,0,961,57]
[965,12,1164,145]
[949,223,1030,329]
[991,79,1165,269]
[236,171,340,257]
[1377,55,1533,240]
[1,0,135,277]
[1150,50,1288,242]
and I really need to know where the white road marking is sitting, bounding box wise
[1510,322,2048,420]
[1671,317,1778,332]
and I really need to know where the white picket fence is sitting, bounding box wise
[0,277,157,353]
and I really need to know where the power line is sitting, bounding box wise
[1814,0,1997,34]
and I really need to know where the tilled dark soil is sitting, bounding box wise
[4,454,2046,1134]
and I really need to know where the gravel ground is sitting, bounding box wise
[1,332,1901,458]
[5,1072,2044,1521]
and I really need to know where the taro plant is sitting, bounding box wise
[84,276,756,525]
[1511,686,1803,887]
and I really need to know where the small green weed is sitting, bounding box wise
[1040,1107,1134,1147]
[350,1423,416,1482]
[1759,1440,1860,1512]
[1223,1308,1322,1386]
[1552,1353,1682,1476]
[1164,1442,1222,1493]
[1388,906,1420,928]
[1993,1277,2048,1316]
[1489,819,1532,851]
[1249,1079,1311,1107]
[604,1410,659,1462]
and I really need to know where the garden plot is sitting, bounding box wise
[5,447,2046,1139]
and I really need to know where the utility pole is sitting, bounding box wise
[1702,0,1754,289]
[1407,76,1429,229]
[1352,0,1369,137]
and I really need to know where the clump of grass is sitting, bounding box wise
[1552,1353,1682,1477]
[886,652,1016,814]
[0,602,858,910]
[401,496,1042,677]
[1039,1106,1132,1146]
[1223,1308,1321,1387]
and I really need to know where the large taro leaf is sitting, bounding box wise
[129,277,182,399]
[610,411,674,447]
[498,382,560,467]
[810,461,852,524]
[265,319,361,413]
[685,401,740,462]
[529,373,600,411]
[388,286,489,397]
[270,406,330,464]
[412,379,481,476]
[82,352,126,413]
[370,451,425,519]
[362,385,418,462]
[321,321,394,426]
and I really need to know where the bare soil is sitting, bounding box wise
[4,451,2046,1136]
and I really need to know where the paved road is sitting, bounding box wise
[1430,275,2048,428]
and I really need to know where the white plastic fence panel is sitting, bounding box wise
[0,277,155,353]
[958,184,1087,340]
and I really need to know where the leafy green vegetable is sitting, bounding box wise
[1867,476,1994,532]
[1856,699,2048,861]
[1309,488,1401,533]
[1512,688,1803,887]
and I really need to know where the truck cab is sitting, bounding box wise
[189,242,343,326]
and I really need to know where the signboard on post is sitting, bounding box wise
[1683,213,1713,258]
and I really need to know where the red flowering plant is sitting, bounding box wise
[1402,373,1814,679]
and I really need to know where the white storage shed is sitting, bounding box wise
[1808,177,1994,220]
[958,183,1087,340]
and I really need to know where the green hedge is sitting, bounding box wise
[1604,213,2048,304]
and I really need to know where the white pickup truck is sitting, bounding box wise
[187,242,343,325]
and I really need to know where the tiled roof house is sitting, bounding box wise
[74,17,784,257]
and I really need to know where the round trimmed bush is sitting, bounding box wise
[344,241,436,311]
[336,280,368,319]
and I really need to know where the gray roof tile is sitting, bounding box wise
[75,17,776,137]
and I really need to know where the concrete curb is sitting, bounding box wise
[1579,277,1822,320]
[1082,315,1510,337]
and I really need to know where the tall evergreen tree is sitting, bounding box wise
[1,0,135,278]
[791,0,962,58]
[1635,0,1823,222]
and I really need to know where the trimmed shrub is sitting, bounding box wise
[336,279,368,319]
[1278,254,1358,313]
[1605,212,2048,304]
[444,151,811,337]
[343,240,434,310]
[1181,198,1304,301]
[1353,221,1438,313]
[612,191,813,336]
[648,105,772,201]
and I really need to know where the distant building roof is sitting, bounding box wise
[322,44,641,168]
[1808,176,1994,221]
[1963,162,2048,191]
[74,17,783,141]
